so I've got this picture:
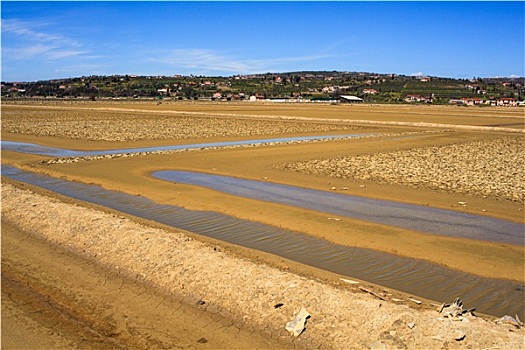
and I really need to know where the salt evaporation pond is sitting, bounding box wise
[2,165,524,319]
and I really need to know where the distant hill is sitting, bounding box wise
[2,71,523,105]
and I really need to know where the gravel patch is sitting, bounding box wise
[2,183,524,349]
[282,137,525,203]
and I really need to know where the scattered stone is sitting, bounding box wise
[408,322,415,329]
[440,298,465,318]
[408,297,422,305]
[359,286,386,301]
[274,303,284,309]
[453,330,466,341]
[370,340,387,349]
[197,337,208,343]
[285,308,310,337]
[2,108,361,142]
[283,136,524,204]
[496,315,523,328]
[340,278,360,285]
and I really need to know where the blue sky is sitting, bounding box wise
[2,1,524,82]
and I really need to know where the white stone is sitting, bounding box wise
[285,308,310,337]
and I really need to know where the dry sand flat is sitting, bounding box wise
[2,217,283,350]
[2,102,524,348]
[1,105,363,142]
[283,136,525,204]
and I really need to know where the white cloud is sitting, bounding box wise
[3,19,78,45]
[3,44,56,59]
[154,49,251,73]
[46,49,89,60]
[153,48,331,75]
[2,18,87,61]
[52,63,110,77]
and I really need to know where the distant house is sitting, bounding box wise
[405,94,432,103]
[323,86,340,93]
[362,88,378,95]
[497,97,517,107]
[249,95,265,102]
[461,97,483,106]
[449,99,466,105]
[340,95,363,103]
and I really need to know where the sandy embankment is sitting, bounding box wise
[2,183,524,349]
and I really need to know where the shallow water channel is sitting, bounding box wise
[1,134,368,157]
[2,164,524,319]
[154,171,524,245]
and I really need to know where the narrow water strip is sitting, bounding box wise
[153,171,524,245]
[1,134,368,157]
[2,165,523,319]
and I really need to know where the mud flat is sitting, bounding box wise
[2,182,524,349]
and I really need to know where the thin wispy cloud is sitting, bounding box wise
[5,19,61,41]
[153,48,332,75]
[161,49,251,73]
[3,44,55,59]
[2,18,87,61]
[52,63,111,77]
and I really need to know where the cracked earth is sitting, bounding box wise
[2,216,288,349]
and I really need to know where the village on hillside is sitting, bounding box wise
[2,71,524,106]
